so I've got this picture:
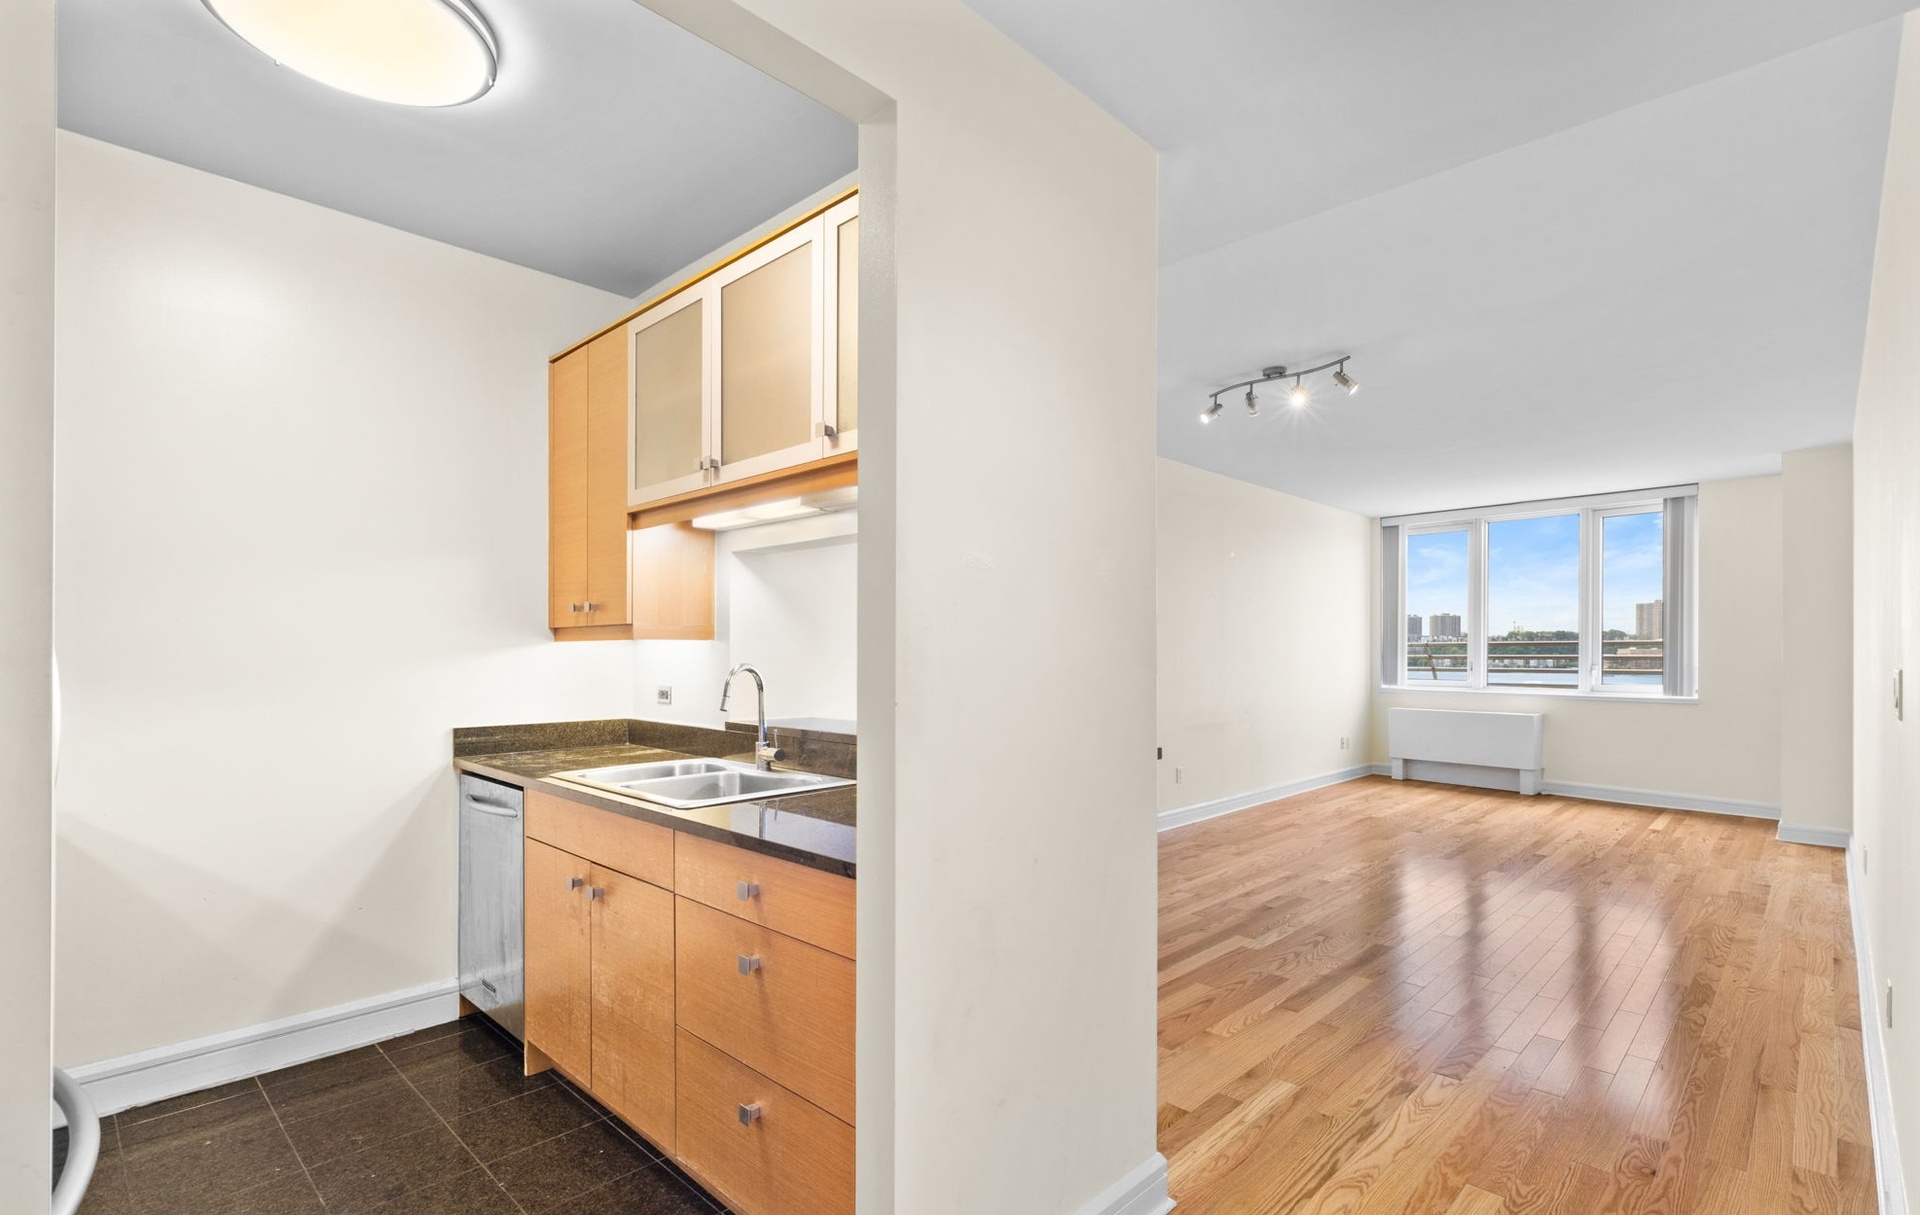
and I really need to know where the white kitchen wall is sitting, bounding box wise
[0,3,54,1207]
[1373,474,1789,808]
[52,133,636,1065]
[631,514,859,730]
[1156,458,1374,814]
[1852,10,1920,1202]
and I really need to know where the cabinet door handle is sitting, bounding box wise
[817,422,838,440]
[586,886,604,901]
[567,877,585,892]
[737,1102,762,1126]
[568,603,582,614]
[582,601,597,613]
[736,881,760,902]
[737,954,762,976]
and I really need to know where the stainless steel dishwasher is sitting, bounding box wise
[458,773,524,1041]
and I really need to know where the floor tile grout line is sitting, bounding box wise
[252,1073,332,1213]
[387,1043,536,1215]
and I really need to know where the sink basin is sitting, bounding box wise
[565,760,731,783]
[551,757,855,810]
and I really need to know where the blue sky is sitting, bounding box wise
[1406,511,1662,635]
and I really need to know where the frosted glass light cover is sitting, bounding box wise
[203,0,498,107]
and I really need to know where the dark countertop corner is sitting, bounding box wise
[453,718,857,877]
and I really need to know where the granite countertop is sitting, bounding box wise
[453,720,856,877]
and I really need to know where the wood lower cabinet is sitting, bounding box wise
[523,838,594,1080]
[675,897,856,1124]
[590,864,676,1150]
[675,1029,854,1215]
[521,790,853,1215]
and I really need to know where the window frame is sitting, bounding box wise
[1384,485,1698,700]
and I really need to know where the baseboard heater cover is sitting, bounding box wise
[1388,707,1545,795]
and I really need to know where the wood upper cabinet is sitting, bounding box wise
[624,192,860,509]
[629,286,711,507]
[550,329,645,632]
[820,195,859,456]
[550,326,716,643]
[547,351,590,629]
[713,221,823,484]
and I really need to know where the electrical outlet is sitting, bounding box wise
[1340,736,1351,751]
[656,685,673,706]
[1174,766,1184,784]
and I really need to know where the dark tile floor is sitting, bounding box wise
[56,1017,733,1215]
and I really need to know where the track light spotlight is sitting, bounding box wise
[1200,354,1356,428]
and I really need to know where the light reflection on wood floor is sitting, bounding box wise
[1157,776,1876,1214]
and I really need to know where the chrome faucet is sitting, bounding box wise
[719,663,786,771]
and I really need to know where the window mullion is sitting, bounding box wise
[1579,508,1596,693]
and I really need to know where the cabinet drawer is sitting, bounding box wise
[675,898,855,1123]
[675,1029,852,1215]
[675,832,855,959]
[525,787,673,888]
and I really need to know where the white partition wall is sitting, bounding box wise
[632,3,1164,1212]
[0,3,55,1210]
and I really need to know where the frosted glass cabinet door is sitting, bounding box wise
[628,286,712,507]
[713,221,824,482]
[820,196,859,454]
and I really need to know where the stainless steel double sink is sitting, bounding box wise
[551,757,854,810]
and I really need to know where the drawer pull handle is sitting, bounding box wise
[567,877,585,892]
[736,881,760,902]
[737,954,762,976]
[738,1102,762,1127]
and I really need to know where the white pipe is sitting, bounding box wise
[51,1068,98,1215]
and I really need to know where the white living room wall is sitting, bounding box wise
[1156,458,1374,816]
[1372,474,1789,810]
[52,133,636,1065]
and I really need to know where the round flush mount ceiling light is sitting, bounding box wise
[202,0,499,107]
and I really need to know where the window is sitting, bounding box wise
[1380,487,1696,697]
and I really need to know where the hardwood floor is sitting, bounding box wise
[1157,776,1877,1215]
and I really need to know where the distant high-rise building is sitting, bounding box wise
[1407,613,1423,639]
[1636,599,1665,640]
[1428,612,1463,639]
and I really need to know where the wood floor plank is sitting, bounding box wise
[1159,777,1877,1215]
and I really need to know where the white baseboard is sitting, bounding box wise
[1776,822,1852,849]
[1157,766,1375,832]
[63,979,460,1119]
[1848,842,1909,1215]
[1071,1152,1173,1215]
[1534,780,1780,821]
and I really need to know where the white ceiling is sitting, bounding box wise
[963,1,1910,516]
[57,0,856,296]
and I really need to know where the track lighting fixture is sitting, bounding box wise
[1199,356,1358,426]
